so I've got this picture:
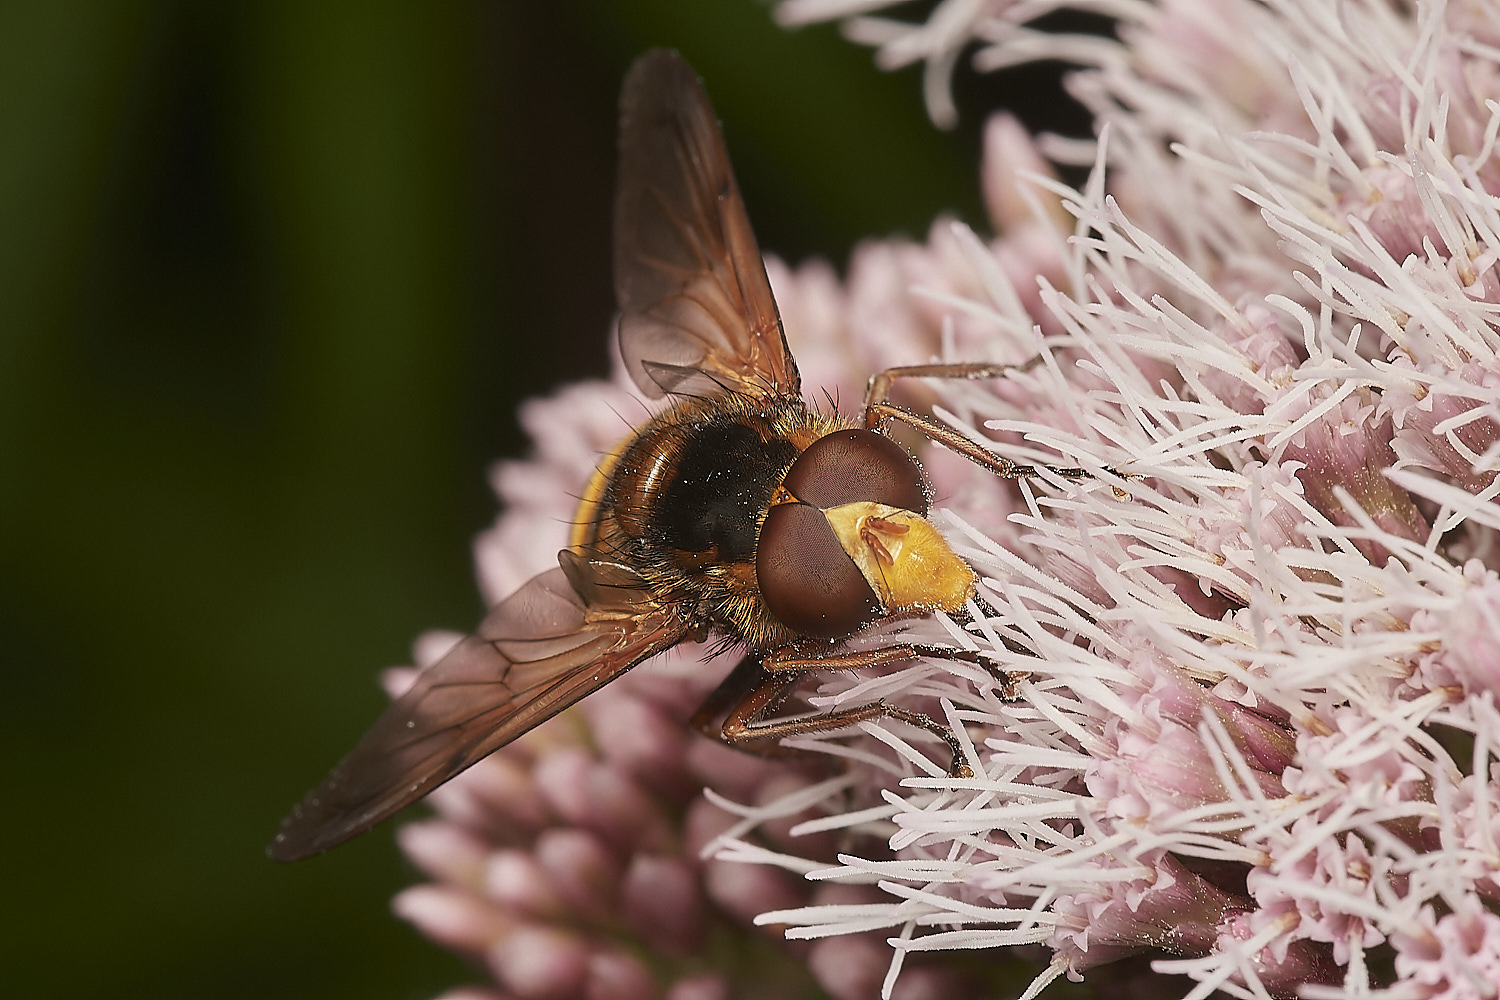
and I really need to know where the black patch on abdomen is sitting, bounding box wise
[650,418,797,562]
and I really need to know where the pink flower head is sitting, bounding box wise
[382,2,1500,998]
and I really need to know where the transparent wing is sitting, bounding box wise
[269,559,689,861]
[614,49,800,400]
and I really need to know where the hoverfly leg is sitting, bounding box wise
[780,640,1022,706]
[865,401,1096,483]
[763,642,987,674]
[715,643,977,779]
[690,654,780,744]
[862,360,1039,417]
[861,361,1127,487]
[694,659,829,767]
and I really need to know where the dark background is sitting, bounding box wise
[0,2,1090,997]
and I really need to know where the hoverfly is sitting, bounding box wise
[270,49,1087,862]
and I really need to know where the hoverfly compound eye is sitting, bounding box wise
[757,502,881,637]
[782,429,928,514]
[758,429,930,637]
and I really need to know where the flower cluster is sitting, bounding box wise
[392,1,1500,998]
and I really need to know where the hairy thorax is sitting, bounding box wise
[572,391,850,650]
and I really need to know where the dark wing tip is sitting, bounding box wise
[266,792,344,862]
[266,822,308,864]
[266,820,313,864]
[620,48,697,111]
[267,750,435,862]
[618,49,706,159]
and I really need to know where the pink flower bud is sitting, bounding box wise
[1217,910,1340,993]
[1052,854,1240,970]
[534,827,621,922]
[701,857,807,927]
[580,687,691,800]
[380,665,421,700]
[584,949,659,1000]
[1443,574,1500,697]
[664,973,729,1000]
[397,820,490,888]
[392,884,510,956]
[1339,165,1443,274]
[622,854,706,956]
[535,749,672,853]
[484,849,565,919]
[1278,387,1429,562]
[413,629,466,670]
[981,112,1064,234]
[756,773,838,858]
[682,795,736,859]
[888,964,981,1000]
[685,736,780,802]
[1387,360,1500,494]
[1393,901,1500,998]
[428,752,552,837]
[487,924,590,1000]
[433,989,508,1000]
[806,934,887,1000]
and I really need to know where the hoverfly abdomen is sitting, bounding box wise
[609,423,689,540]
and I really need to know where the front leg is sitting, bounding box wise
[696,644,982,779]
[862,360,1041,416]
[863,361,1127,486]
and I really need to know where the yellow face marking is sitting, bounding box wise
[822,502,976,616]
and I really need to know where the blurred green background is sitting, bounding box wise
[0,2,1089,997]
